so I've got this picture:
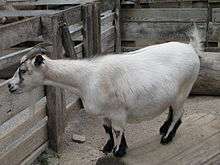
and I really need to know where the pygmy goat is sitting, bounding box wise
[7,28,202,157]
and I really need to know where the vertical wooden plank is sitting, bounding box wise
[82,3,94,58]
[41,15,66,152]
[92,1,101,55]
[206,3,212,47]
[114,0,121,53]
[60,16,77,59]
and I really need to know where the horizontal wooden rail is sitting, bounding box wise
[10,0,85,6]
[121,22,207,46]
[46,5,82,25]
[121,8,208,22]
[0,10,58,17]
[0,48,31,70]
[0,17,41,49]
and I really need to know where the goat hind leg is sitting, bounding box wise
[160,106,183,145]
[160,107,173,136]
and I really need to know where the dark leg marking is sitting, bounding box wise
[160,118,182,145]
[160,107,173,136]
[113,133,128,158]
[102,125,114,154]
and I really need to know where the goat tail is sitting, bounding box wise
[189,23,204,58]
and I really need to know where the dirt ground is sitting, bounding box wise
[34,96,220,165]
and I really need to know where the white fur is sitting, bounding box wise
[9,41,200,127]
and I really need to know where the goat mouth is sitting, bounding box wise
[9,88,22,94]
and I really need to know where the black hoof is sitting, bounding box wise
[160,135,173,145]
[160,119,182,145]
[113,146,127,157]
[102,139,114,154]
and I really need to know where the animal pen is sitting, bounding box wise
[0,0,219,165]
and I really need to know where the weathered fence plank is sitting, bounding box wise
[0,17,41,49]
[121,8,208,22]
[45,6,82,25]
[0,117,48,165]
[114,0,121,53]
[11,0,93,6]
[0,10,58,17]
[125,0,208,8]
[0,98,46,149]
[74,43,83,58]
[122,22,207,46]
[101,26,115,40]
[61,20,77,58]
[41,14,66,152]
[93,1,102,55]
[0,48,31,71]
[20,142,48,165]
[101,10,114,27]
[82,3,94,57]
[101,26,115,53]
[69,24,83,41]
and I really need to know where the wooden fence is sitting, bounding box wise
[120,0,220,52]
[0,0,120,164]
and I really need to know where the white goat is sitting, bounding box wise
[7,27,201,157]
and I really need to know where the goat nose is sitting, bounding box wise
[8,83,12,88]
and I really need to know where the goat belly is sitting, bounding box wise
[126,103,170,124]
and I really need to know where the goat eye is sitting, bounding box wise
[20,69,26,74]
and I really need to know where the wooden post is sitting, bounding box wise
[41,15,66,152]
[114,0,121,53]
[82,3,94,58]
[60,16,77,59]
[92,1,101,55]
[191,52,220,95]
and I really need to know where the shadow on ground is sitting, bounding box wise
[96,155,127,165]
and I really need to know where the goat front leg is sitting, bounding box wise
[112,128,128,157]
[102,118,114,154]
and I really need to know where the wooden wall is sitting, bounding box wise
[121,0,220,52]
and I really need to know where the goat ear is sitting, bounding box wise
[34,55,44,67]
